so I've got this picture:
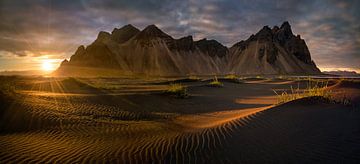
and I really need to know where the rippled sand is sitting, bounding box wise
[1,77,359,163]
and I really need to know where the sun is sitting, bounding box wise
[42,60,54,71]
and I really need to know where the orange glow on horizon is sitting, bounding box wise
[40,59,58,72]
[319,67,360,73]
[42,61,53,71]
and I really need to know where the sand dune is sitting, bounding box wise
[1,77,359,163]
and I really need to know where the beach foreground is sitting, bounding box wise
[0,76,359,163]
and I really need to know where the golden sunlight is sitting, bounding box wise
[41,60,54,71]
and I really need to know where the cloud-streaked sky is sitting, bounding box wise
[0,0,359,72]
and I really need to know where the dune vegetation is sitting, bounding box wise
[273,78,357,108]
[0,76,17,95]
[273,79,332,104]
[165,83,188,98]
[208,76,224,87]
[188,75,201,81]
[224,74,237,80]
[0,76,17,112]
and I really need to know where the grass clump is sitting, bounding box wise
[188,75,201,81]
[273,80,332,104]
[0,76,18,111]
[208,76,223,87]
[165,83,188,98]
[223,74,243,83]
[273,78,358,109]
[225,74,237,80]
[0,76,18,96]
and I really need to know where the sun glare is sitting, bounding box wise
[42,60,54,71]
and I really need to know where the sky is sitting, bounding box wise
[0,0,359,73]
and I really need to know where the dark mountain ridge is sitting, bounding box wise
[56,21,321,76]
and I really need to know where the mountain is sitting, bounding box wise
[55,22,321,77]
[227,22,320,74]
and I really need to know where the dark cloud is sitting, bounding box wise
[0,0,359,71]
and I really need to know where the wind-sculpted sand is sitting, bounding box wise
[0,77,359,163]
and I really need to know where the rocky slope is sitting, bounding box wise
[227,22,320,74]
[55,22,321,76]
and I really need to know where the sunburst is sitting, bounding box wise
[42,60,54,71]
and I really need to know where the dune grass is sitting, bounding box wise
[225,74,237,80]
[273,78,357,108]
[0,76,19,112]
[273,79,332,104]
[188,75,201,81]
[208,76,223,87]
[0,76,18,96]
[0,82,15,95]
[165,83,188,98]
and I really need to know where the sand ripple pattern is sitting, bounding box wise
[1,96,360,163]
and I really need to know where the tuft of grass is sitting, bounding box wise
[223,74,243,83]
[188,75,200,81]
[274,78,358,109]
[0,76,18,96]
[277,75,290,80]
[0,82,16,96]
[208,76,223,87]
[0,76,18,110]
[273,79,332,104]
[225,74,237,80]
[165,83,188,98]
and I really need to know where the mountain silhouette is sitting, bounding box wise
[56,22,321,76]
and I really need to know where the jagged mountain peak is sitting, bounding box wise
[195,38,225,45]
[253,26,273,41]
[96,31,111,42]
[116,24,138,31]
[261,25,272,31]
[75,45,86,54]
[277,21,293,40]
[195,38,228,57]
[228,21,318,69]
[60,59,69,66]
[167,35,195,51]
[134,24,173,40]
[144,24,159,30]
[280,21,291,29]
[111,24,140,44]
[272,25,280,33]
[56,21,321,76]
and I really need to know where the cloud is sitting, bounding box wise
[289,0,360,70]
[0,0,359,71]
